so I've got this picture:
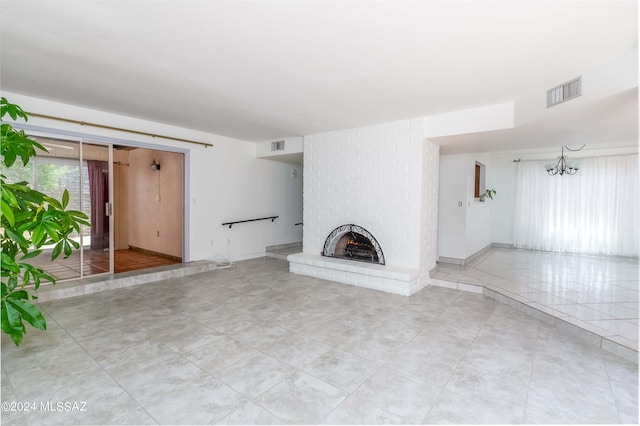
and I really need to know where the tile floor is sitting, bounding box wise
[2,257,638,425]
[435,247,639,351]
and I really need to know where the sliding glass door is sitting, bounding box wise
[6,137,115,281]
[5,132,185,282]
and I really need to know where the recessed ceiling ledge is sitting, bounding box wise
[424,101,515,139]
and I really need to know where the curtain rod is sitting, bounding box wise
[25,112,213,148]
[514,152,637,162]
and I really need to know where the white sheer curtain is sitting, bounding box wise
[513,154,639,257]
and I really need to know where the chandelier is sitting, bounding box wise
[545,145,584,176]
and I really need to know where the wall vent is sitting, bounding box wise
[271,140,285,151]
[547,77,581,108]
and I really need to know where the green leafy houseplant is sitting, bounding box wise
[479,188,496,202]
[1,98,90,345]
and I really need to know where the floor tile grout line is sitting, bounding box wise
[311,308,442,424]
[313,355,401,424]
[185,302,343,424]
[210,351,290,424]
[521,320,542,424]
[0,364,24,424]
[437,273,638,354]
[601,352,629,423]
[421,293,501,423]
[42,312,160,425]
[225,324,377,425]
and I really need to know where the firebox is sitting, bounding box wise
[322,224,385,265]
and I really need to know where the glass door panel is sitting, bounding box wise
[12,137,84,281]
[82,142,112,277]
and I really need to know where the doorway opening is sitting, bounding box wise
[113,145,183,273]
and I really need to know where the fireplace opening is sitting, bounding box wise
[322,224,385,265]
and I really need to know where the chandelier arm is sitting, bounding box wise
[545,145,583,176]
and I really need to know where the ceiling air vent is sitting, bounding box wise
[547,76,581,108]
[271,140,285,152]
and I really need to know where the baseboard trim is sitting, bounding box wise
[437,242,515,266]
[436,256,465,266]
[128,246,182,261]
[491,242,514,249]
[266,242,303,252]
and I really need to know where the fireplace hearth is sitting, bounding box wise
[322,224,385,265]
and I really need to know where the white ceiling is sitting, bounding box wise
[435,88,639,154]
[1,1,637,150]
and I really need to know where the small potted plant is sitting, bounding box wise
[479,188,496,202]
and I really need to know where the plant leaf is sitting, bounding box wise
[6,298,46,331]
[5,228,29,250]
[31,224,45,246]
[3,300,25,333]
[63,240,72,257]
[21,270,31,287]
[1,199,15,226]
[43,196,62,210]
[39,272,55,285]
[1,252,20,273]
[51,241,63,260]
[1,185,19,207]
[61,189,69,209]
[1,302,24,346]
[3,149,17,168]
[7,276,18,291]
[7,290,30,300]
[20,249,43,260]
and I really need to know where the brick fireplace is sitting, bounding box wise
[288,118,439,296]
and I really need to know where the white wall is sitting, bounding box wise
[465,199,492,257]
[303,117,439,273]
[4,91,303,262]
[437,155,467,259]
[204,141,303,260]
[420,139,440,272]
[489,153,518,245]
[465,153,493,257]
[437,152,493,261]
[127,149,183,258]
[255,137,303,158]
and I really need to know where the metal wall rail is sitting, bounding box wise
[222,216,279,228]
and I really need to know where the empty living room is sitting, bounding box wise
[0,1,637,425]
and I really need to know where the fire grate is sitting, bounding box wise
[322,224,385,265]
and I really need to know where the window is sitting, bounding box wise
[513,155,638,257]
[1,156,92,238]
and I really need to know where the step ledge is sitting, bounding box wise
[287,253,419,281]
